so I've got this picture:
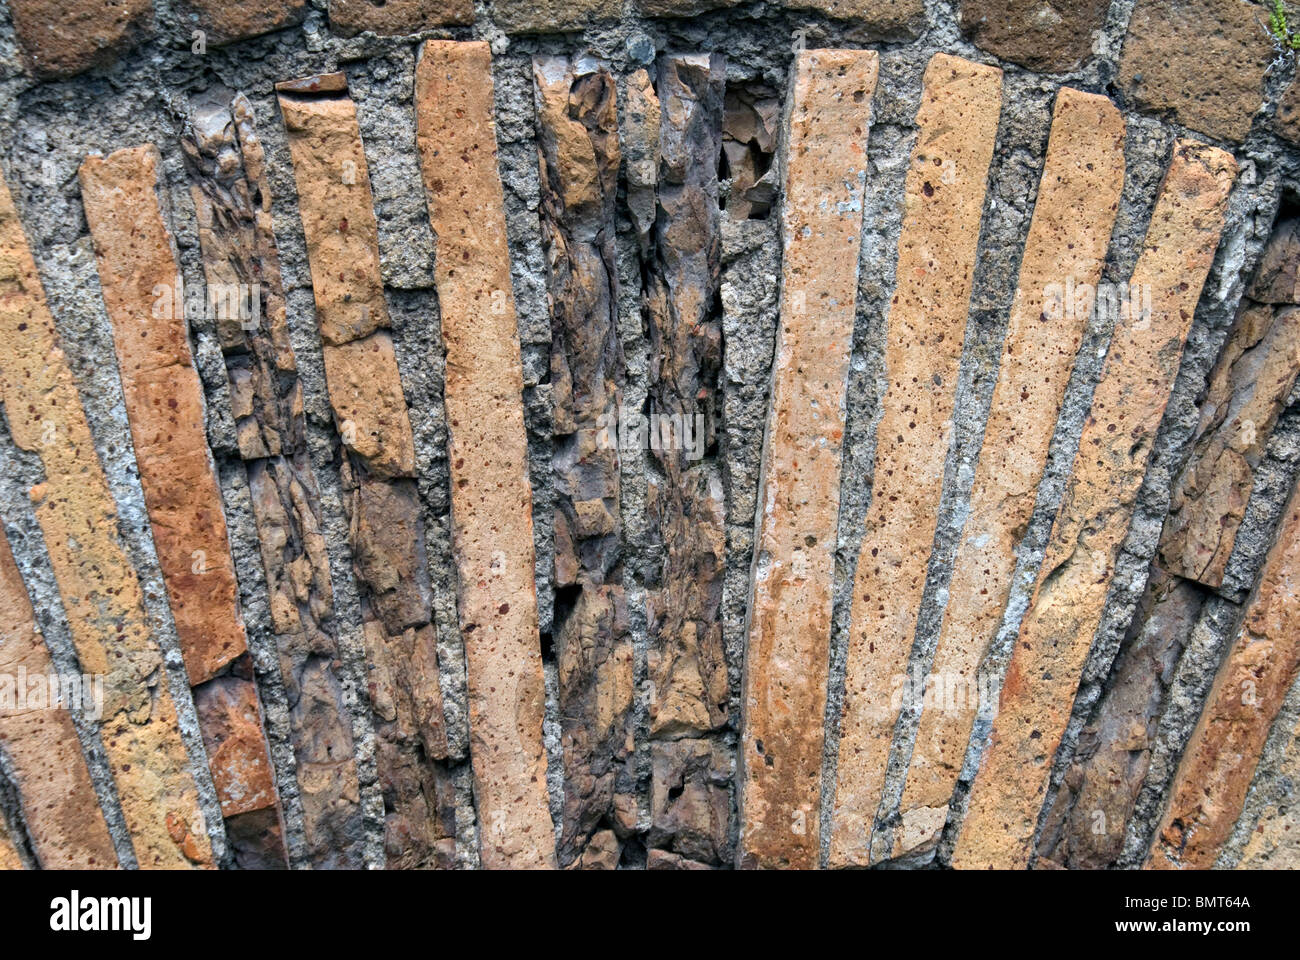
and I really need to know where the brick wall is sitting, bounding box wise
[0,0,1297,870]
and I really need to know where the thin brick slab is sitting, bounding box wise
[892,87,1125,861]
[415,39,555,869]
[828,53,1001,868]
[0,172,213,869]
[952,140,1237,870]
[280,74,455,869]
[737,48,878,870]
[0,532,118,869]
[1148,479,1300,869]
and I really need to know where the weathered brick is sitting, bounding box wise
[415,40,555,869]
[957,0,1109,72]
[329,0,473,36]
[9,0,154,78]
[0,533,118,869]
[80,145,249,687]
[953,140,1237,869]
[650,739,729,865]
[176,0,308,45]
[828,54,1001,868]
[1118,0,1272,143]
[738,48,877,870]
[784,0,924,37]
[280,74,454,869]
[1159,301,1300,588]
[1276,78,1300,146]
[623,69,659,255]
[1148,479,1300,869]
[183,89,367,868]
[1237,713,1300,868]
[1248,217,1300,304]
[0,815,20,870]
[1036,569,1205,869]
[192,673,279,818]
[892,87,1125,861]
[0,172,213,869]
[492,0,621,31]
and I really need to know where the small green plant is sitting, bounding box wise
[1266,0,1300,53]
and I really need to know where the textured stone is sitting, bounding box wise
[1035,570,1205,869]
[1246,218,1300,305]
[953,140,1237,869]
[192,673,279,819]
[8,0,154,78]
[1117,0,1271,143]
[0,816,20,870]
[185,89,367,868]
[1276,78,1300,146]
[1148,480,1300,869]
[892,87,1125,860]
[329,0,473,36]
[0,533,118,869]
[415,40,555,869]
[176,0,308,45]
[721,82,780,221]
[829,54,1002,868]
[1237,714,1300,868]
[280,74,454,869]
[0,172,212,869]
[79,145,249,688]
[1159,301,1300,587]
[650,739,729,865]
[783,0,924,36]
[738,48,877,870]
[623,69,660,256]
[492,0,622,32]
[958,0,1109,72]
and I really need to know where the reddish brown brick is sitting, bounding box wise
[329,0,472,36]
[958,0,1110,72]
[493,0,621,32]
[953,140,1237,869]
[9,0,154,78]
[738,48,878,870]
[176,0,308,45]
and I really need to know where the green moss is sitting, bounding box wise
[1267,0,1300,52]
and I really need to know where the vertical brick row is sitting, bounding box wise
[278,73,456,869]
[182,91,367,869]
[737,48,877,870]
[953,140,1237,869]
[828,53,1001,868]
[533,57,635,867]
[892,87,1126,860]
[1147,478,1300,869]
[641,53,731,867]
[414,40,556,870]
[0,532,119,868]
[0,172,213,869]
[79,145,288,868]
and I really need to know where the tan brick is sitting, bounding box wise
[9,0,154,78]
[1159,301,1300,587]
[957,0,1109,72]
[1237,714,1300,869]
[320,335,418,479]
[415,39,555,869]
[192,674,279,818]
[0,816,20,870]
[1118,0,1272,143]
[827,54,1002,868]
[0,172,213,869]
[953,140,1237,869]
[80,145,249,687]
[892,87,1125,861]
[1148,481,1300,869]
[0,533,119,869]
[492,0,621,32]
[784,0,924,36]
[176,0,308,45]
[330,0,473,35]
[737,48,878,870]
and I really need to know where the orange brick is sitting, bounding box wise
[9,0,153,78]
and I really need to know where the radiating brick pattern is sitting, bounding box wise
[1148,478,1300,869]
[414,40,556,870]
[0,532,118,869]
[892,87,1125,861]
[953,140,1237,870]
[279,74,455,870]
[183,90,366,869]
[0,172,213,869]
[738,48,877,870]
[828,54,1001,868]
[534,57,635,867]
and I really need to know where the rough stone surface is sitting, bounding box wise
[1117,0,1272,143]
[891,87,1125,861]
[176,0,309,46]
[957,0,1109,73]
[738,48,877,870]
[829,54,1001,868]
[8,0,154,78]
[492,0,623,34]
[328,0,473,37]
[415,39,555,869]
[0,172,213,869]
[783,0,925,38]
[1148,478,1300,869]
[0,533,119,869]
[953,140,1237,870]
[1237,712,1300,868]
[192,673,281,820]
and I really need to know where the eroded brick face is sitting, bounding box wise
[177,0,309,45]
[9,0,154,78]
[328,0,473,37]
[958,0,1109,72]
